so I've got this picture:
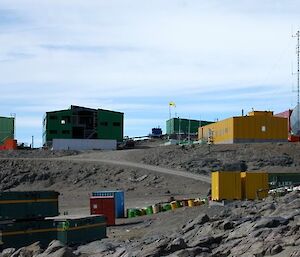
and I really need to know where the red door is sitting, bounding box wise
[90,197,115,226]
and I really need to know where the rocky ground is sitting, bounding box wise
[0,141,300,256]
[1,191,299,257]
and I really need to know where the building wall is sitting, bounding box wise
[233,115,287,142]
[0,117,15,145]
[199,111,288,144]
[166,118,213,135]
[199,118,234,144]
[97,109,123,142]
[52,139,116,150]
[43,110,72,145]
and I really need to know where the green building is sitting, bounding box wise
[0,116,15,144]
[166,118,213,138]
[43,105,123,146]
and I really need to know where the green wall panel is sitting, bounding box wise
[0,117,14,144]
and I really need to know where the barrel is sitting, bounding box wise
[176,201,182,208]
[152,204,160,214]
[170,201,178,210]
[141,208,147,216]
[188,199,195,207]
[146,206,153,215]
[135,209,142,216]
[127,208,136,218]
[163,203,172,211]
[182,200,189,207]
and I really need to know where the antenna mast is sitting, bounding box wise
[292,30,300,134]
[295,31,300,106]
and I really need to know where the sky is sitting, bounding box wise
[0,0,300,146]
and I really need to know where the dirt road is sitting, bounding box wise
[0,155,210,183]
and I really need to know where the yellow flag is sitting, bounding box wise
[169,101,176,107]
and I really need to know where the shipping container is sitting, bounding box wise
[0,219,57,249]
[90,197,115,226]
[200,111,288,144]
[0,117,14,145]
[0,191,59,221]
[53,215,106,245]
[92,191,124,218]
[211,171,242,200]
[241,172,269,200]
[268,172,300,188]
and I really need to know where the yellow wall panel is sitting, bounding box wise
[242,172,269,200]
[211,171,242,200]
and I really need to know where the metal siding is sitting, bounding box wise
[212,172,241,200]
[234,116,288,141]
[242,172,269,200]
[90,197,115,226]
[268,173,300,188]
[97,110,123,142]
[0,191,59,221]
[52,139,116,150]
[92,191,125,218]
[55,215,106,245]
[199,118,234,143]
[44,110,72,145]
[167,118,213,135]
[0,117,14,145]
[0,220,56,249]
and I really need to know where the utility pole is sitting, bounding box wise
[292,30,300,134]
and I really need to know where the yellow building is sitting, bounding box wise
[199,111,288,144]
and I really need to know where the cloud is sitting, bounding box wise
[0,0,299,145]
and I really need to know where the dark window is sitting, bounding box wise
[62,116,71,123]
[50,130,57,134]
[49,115,58,120]
[62,130,70,134]
[113,122,121,127]
[100,122,108,126]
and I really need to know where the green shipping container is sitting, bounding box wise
[166,118,213,136]
[53,215,106,245]
[0,117,14,145]
[0,219,57,249]
[268,173,300,188]
[0,191,59,221]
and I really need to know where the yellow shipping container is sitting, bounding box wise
[241,172,269,200]
[211,171,242,200]
[199,111,288,144]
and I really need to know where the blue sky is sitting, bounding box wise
[0,0,299,146]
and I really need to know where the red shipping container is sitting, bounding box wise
[90,197,115,226]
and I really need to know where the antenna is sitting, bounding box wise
[292,30,300,106]
[292,30,300,134]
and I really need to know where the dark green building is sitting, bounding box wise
[166,118,213,138]
[0,116,15,144]
[43,105,123,146]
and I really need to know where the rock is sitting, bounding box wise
[10,242,42,257]
[167,247,210,257]
[75,240,121,255]
[221,221,234,230]
[165,238,187,253]
[182,214,210,233]
[41,241,65,255]
[1,248,15,257]
[254,217,287,229]
[270,244,283,255]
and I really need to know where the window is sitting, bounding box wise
[100,122,108,126]
[61,120,66,124]
[261,126,266,132]
[113,122,121,127]
[50,130,57,134]
[49,115,57,120]
[62,130,70,134]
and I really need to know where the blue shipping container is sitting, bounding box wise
[92,191,124,218]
